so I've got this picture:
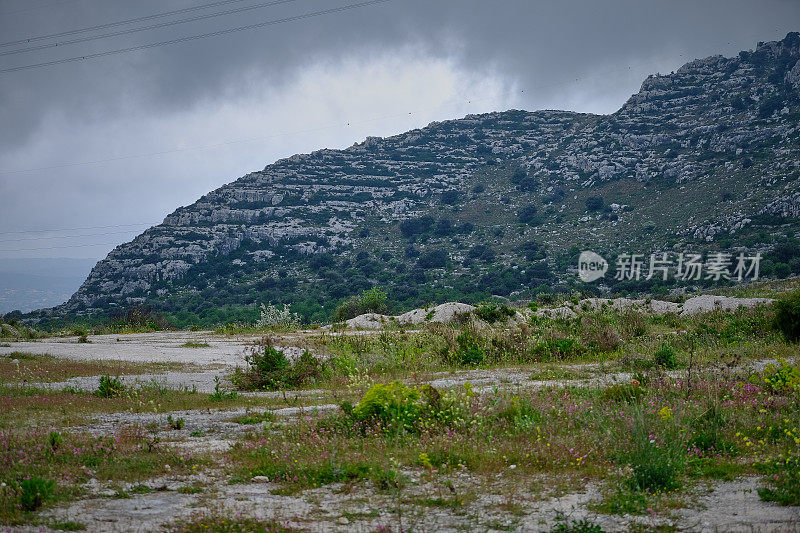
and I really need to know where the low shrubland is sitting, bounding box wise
[227,359,800,512]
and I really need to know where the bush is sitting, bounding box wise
[757,454,800,505]
[255,302,300,329]
[416,248,448,269]
[517,205,540,224]
[235,341,325,391]
[774,290,800,343]
[585,196,604,211]
[474,304,515,323]
[353,382,422,434]
[19,476,55,511]
[95,375,124,398]
[653,343,678,369]
[622,411,685,493]
[529,338,585,361]
[762,358,800,394]
[600,382,645,403]
[455,330,486,366]
[332,287,390,322]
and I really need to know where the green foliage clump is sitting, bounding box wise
[95,375,124,398]
[653,343,678,369]
[550,513,605,532]
[757,454,800,505]
[621,412,685,493]
[167,415,185,430]
[600,382,645,403]
[529,337,585,361]
[209,376,238,400]
[353,381,422,434]
[48,431,63,452]
[762,358,800,394]
[455,329,486,366]
[234,342,325,391]
[474,303,516,323]
[689,402,732,453]
[19,476,55,511]
[332,287,389,322]
[774,290,800,343]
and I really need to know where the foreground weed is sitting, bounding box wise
[550,512,605,532]
[95,375,124,398]
[165,509,300,532]
[18,477,54,511]
[757,454,800,505]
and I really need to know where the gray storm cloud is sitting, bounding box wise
[0,0,798,259]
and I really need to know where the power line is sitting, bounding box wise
[0,222,156,236]
[0,0,251,48]
[0,0,301,58]
[0,241,129,252]
[0,229,152,244]
[0,0,392,74]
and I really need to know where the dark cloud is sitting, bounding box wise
[0,0,798,258]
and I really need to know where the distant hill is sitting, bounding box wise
[25,33,800,325]
[0,258,96,313]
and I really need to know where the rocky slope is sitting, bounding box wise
[36,34,800,323]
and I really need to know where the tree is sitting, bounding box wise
[585,196,604,211]
[518,205,539,224]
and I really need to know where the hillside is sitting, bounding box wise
[35,33,800,324]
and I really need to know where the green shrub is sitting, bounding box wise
[550,513,605,532]
[95,375,123,398]
[474,304,516,323]
[529,337,585,360]
[48,431,63,451]
[600,383,645,403]
[238,342,289,390]
[455,330,486,365]
[774,290,800,342]
[622,411,685,493]
[235,342,325,391]
[689,402,733,454]
[19,476,55,511]
[590,487,647,516]
[653,343,678,369]
[757,454,800,505]
[762,358,800,394]
[209,376,238,401]
[167,415,185,430]
[353,382,422,433]
[332,287,389,322]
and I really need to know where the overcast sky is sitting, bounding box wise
[0,0,798,262]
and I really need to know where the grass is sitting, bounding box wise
[164,509,300,532]
[224,363,800,501]
[181,342,210,348]
[0,379,332,431]
[1,289,799,529]
[0,427,210,524]
[0,352,191,383]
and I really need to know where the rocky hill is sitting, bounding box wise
[37,33,800,324]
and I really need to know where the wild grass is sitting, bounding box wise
[301,304,784,387]
[0,352,189,383]
[224,361,800,508]
[0,427,209,524]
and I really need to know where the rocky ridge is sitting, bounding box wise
[32,34,800,322]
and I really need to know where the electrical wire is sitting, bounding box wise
[0,229,153,244]
[0,223,157,236]
[0,0,301,58]
[0,0,393,74]
[0,0,252,47]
